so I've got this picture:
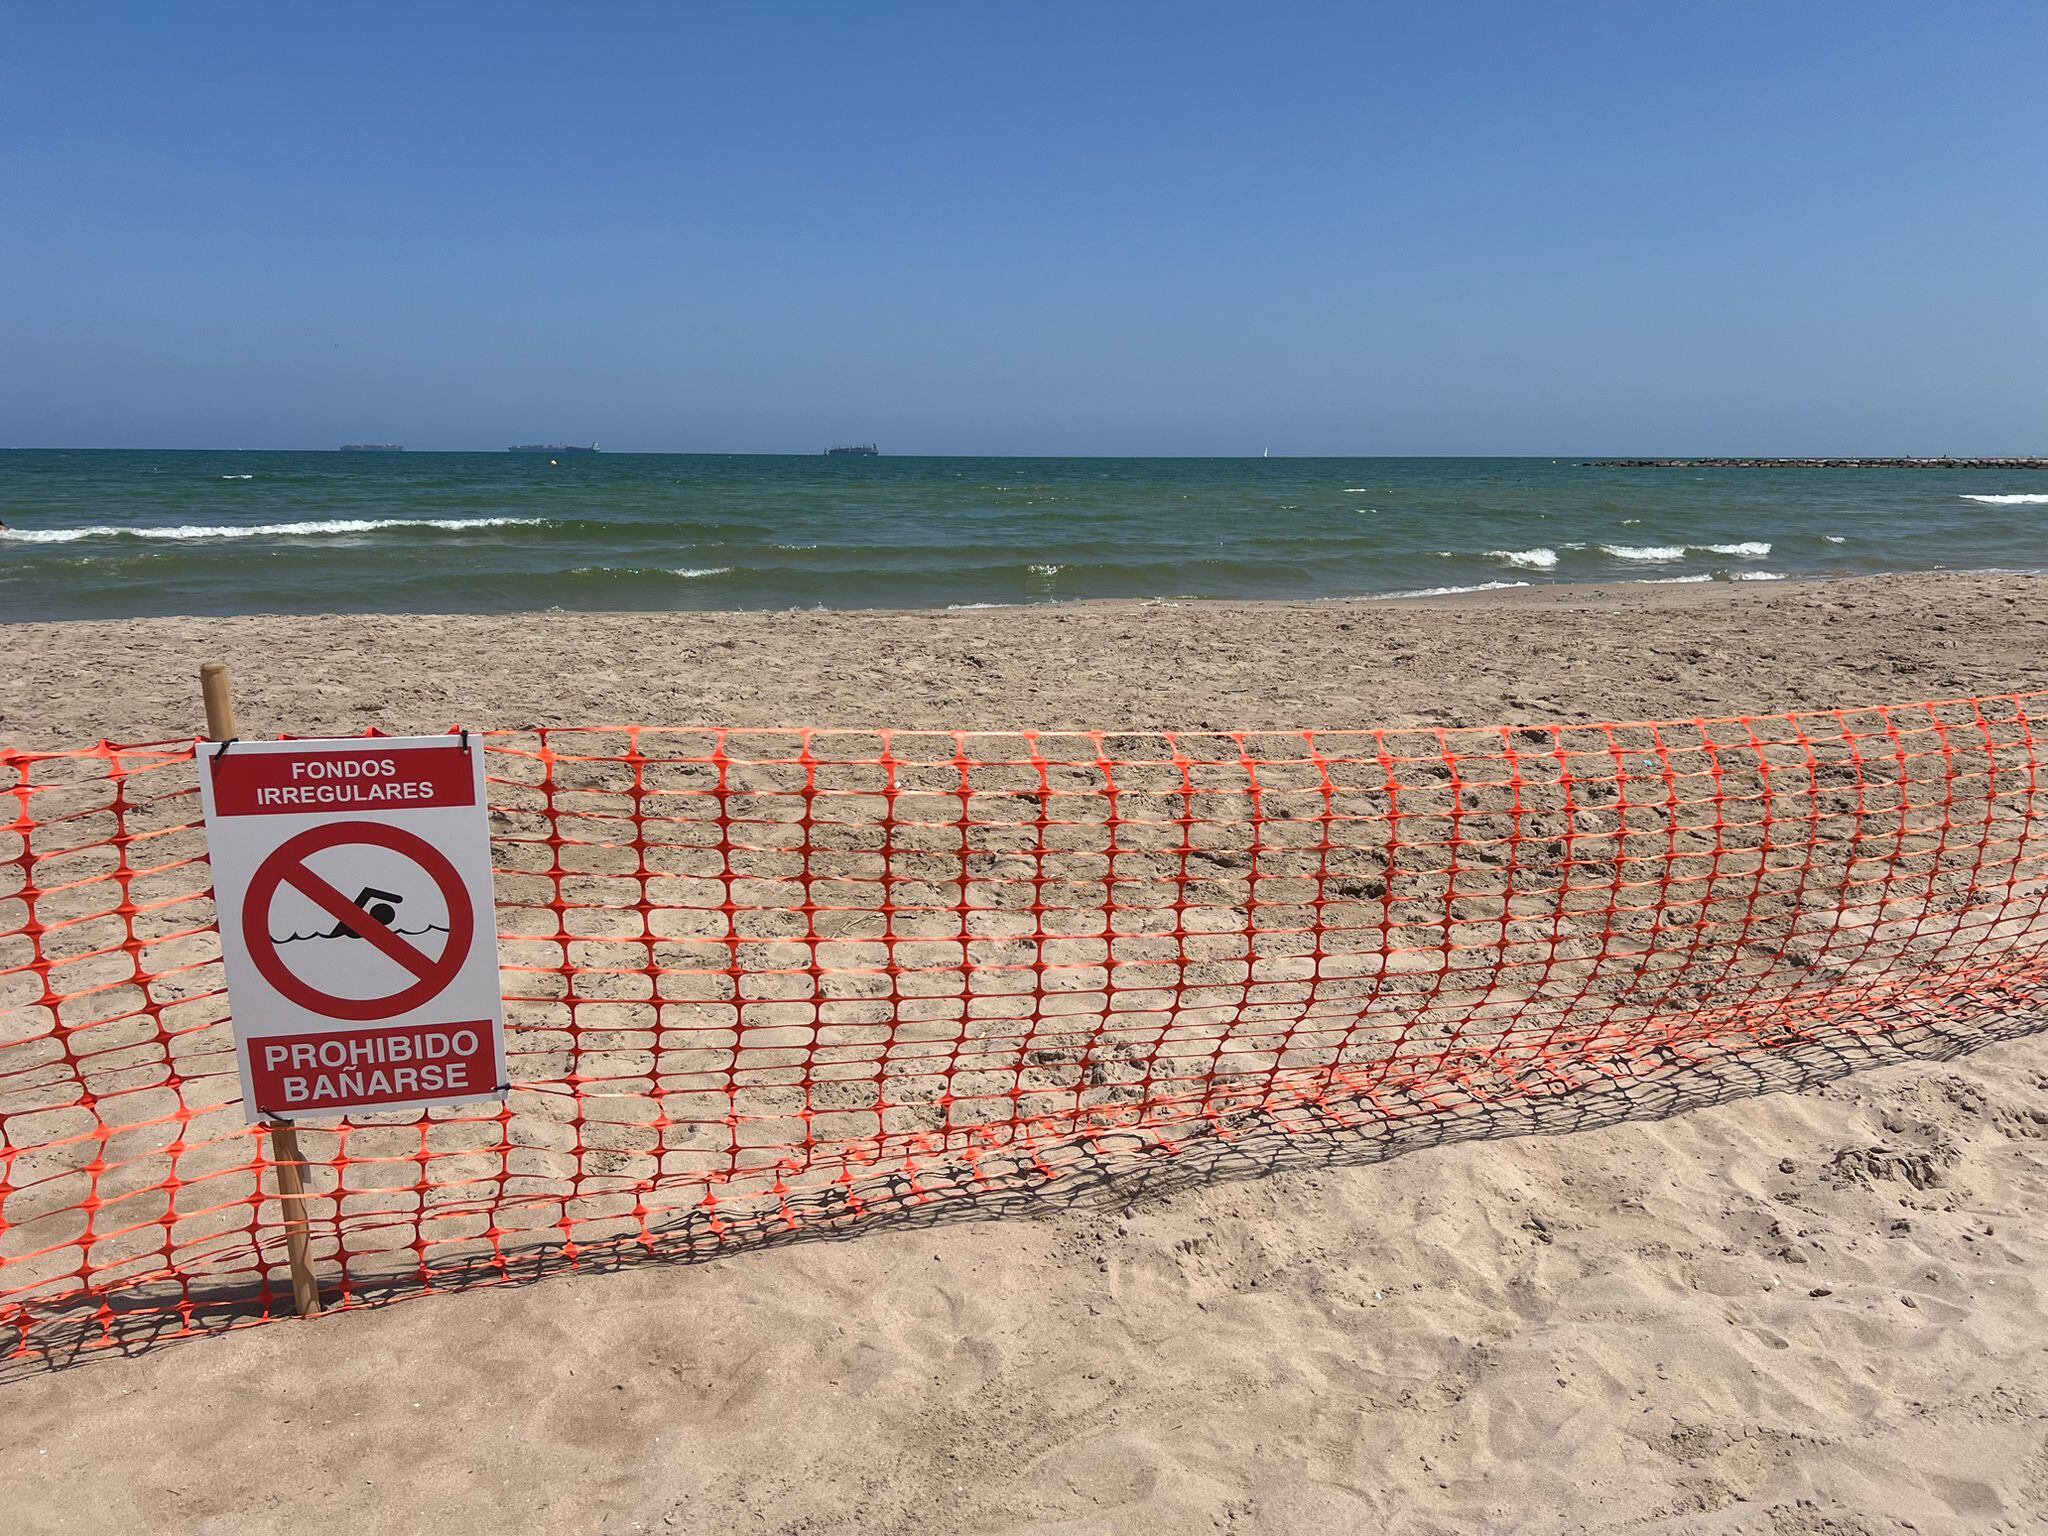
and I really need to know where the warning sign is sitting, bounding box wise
[198,736,507,1123]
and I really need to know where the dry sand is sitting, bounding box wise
[6,572,2048,1534]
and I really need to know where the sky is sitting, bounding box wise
[2,1,2044,456]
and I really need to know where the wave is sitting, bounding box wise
[1824,534,1847,543]
[1385,579,1533,598]
[567,564,702,580]
[1962,493,2048,505]
[1600,541,1771,562]
[1,516,546,544]
[1485,548,1558,570]
[669,566,734,578]
[1732,571,1788,581]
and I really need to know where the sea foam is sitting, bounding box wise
[1601,544,1686,562]
[1962,493,2048,505]
[1383,579,1533,599]
[1486,548,1558,570]
[1600,541,1771,561]
[1,516,545,543]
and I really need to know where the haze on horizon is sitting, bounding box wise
[3,1,2044,458]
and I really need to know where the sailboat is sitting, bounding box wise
[1262,447,1270,458]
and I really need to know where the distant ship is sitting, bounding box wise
[340,443,403,452]
[508,443,600,454]
[824,443,878,457]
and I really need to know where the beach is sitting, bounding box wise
[7,570,2045,749]
[7,571,2048,1533]
[13,0,2048,1527]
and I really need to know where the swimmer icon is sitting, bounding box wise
[327,886,403,940]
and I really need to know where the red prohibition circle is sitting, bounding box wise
[243,821,476,1021]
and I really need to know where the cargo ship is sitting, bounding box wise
[508,443,600,455]
[339,443,403,452]
[824,443,878,457]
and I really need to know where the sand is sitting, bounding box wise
[6,571,2048,1534]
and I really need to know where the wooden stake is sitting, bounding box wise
[202,661,323,1318]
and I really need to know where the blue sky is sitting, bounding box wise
[3,1,2044,454]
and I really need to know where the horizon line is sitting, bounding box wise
[4,447,2043,460]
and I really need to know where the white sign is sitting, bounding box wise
[197,735,507,1123]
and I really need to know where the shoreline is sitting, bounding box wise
[8,570,2045,751]
[7,563,2042,623]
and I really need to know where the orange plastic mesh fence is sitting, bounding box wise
[5,696,2047,1366]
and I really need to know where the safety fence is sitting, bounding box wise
[4,695,2048,1367]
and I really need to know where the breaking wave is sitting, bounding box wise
[1383,579,1533,599]
[1601,541,1771,561]
[1,516,546,544]
[1962,494,2048,505]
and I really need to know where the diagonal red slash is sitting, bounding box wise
[278,861,439,981]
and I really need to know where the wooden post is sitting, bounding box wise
[202,661,323,1319]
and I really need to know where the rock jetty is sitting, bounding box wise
[1584,457,2048,469]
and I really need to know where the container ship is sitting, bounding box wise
[824,443,878,457]
[508,443,601,455]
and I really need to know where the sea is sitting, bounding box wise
[3,450,2045,622]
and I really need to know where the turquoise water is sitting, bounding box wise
[3,450,2045,620]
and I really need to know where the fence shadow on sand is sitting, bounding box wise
[11,1000,2039,1382]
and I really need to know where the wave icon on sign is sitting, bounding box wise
[272,886,451,944]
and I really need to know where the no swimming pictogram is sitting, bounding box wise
[244,821,477,1021]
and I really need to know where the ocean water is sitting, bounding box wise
[2,450,2045,621]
